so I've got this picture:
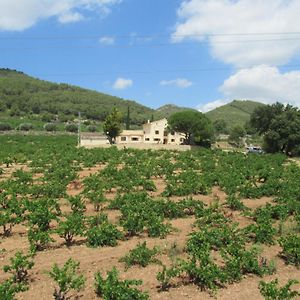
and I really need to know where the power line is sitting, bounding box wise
[1,31,300,40]
[1,37,300,52]
[32,64,300,78]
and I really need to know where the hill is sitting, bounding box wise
[0,69,197,129]
[205,100,265,128]
[155,104,196,119]
[0,68,155,126]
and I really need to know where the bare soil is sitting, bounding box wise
[0,164,299,300]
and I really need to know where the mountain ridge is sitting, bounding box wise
[0,68,265,130]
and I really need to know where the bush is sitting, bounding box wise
[259,279,300,299]
[56,213,85,246]
[119,242,160,270]
[86,221,123,248]
[44,123,58,132]
[48,258,85,300]
[156,264,181,291]
[3,251,34,284]
[225,195,246,211]
[0,123,12,131]
[94,267,149,300]
[87,125,97,132]
[65,124,78,133]
[279,234,300,266]
[28,227,54,252]
[17,123,34,131]
[0,279,23,300]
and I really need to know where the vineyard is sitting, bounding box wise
[0,135,299,300]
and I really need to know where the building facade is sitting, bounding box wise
[116,118,185,145]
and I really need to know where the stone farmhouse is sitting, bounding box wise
[116,118,185,145]
[80,118,185,147]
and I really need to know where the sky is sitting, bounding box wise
[1,0,300,111]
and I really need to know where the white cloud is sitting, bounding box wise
[99,36,115,45]
[197,99,230,113]
[198,65,300,112]
[58,12,84,24]
[220,65,300,107]
[0,0,121,31]
[113,78,133,90]
[160,78,193,88]
[173,0,300,67]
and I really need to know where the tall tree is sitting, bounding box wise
[250,103,300,156]
[168,111,214,146]
[103,108,122,144]
[125,106,130,130]
[228,125,246,147]
[213,119,228,134]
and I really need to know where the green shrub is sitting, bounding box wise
[279,234,300,266]
[245,221,276,245]
[259,279,300,299]
[0,196,24,236]
[56,213,85,246]
[86,221,123,248]
[156,264,181,291]
[87,125,97,132]
[3,251,34,284]
[86,191,106,212]
[17,123,34,131]
[28,227,54,252]
[0,279,23,300]
[48,258,85,300]
[67,196,86,214]
[120,242,160,269]
[94,267,149,300]
[0,123,12,131]
[44,123,58,132]
[65,124,78,133]
[225,195,246,211]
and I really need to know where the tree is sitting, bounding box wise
[126,106,130,130]
[103,107,122,144]
[168,111,214,146]
[213,119,228,134]
[250,103,300,155]
[228,125,246,147]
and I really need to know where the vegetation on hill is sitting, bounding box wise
[206,100,265,129]
[155,104,195,119]
[0,68,154,126]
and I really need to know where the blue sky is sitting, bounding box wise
[1,0,300,111]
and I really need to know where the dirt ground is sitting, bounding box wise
[0,164,299,300]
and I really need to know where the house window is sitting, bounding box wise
[154,138,160,142]
[171,131,175,135]
[131,137,139,141]
[155,130,159,134]
[145,138,150,141]
[171,139,175,142]
[121,137,126,141]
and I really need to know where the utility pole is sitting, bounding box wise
[78,111,81,147]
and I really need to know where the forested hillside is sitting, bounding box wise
[0,68,154,125]
[206,100,265,129]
